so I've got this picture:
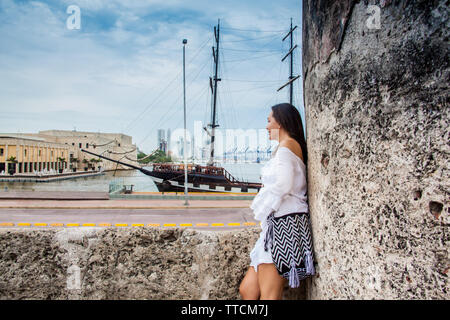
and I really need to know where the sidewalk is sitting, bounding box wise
[0,198,253,209]
[0,191,109,200]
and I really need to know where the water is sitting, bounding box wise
[0,162,265,192]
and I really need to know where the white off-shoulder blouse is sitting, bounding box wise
[249,146,309,272]
[250,146,308,221]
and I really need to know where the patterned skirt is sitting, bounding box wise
[264,212,316,288]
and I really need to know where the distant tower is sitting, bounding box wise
[191,135,195,160]
[166,128,171,155]
[157,129,165,151]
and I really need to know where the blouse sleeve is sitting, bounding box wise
[251,148,296,221]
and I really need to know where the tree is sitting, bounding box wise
[138,150,172,164]
[82,158,89,171]
[89,158,102,170]
[69,157,79,172]
[57,157,66,172]
[6,156,17,175]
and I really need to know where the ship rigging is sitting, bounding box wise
[82,19,299,193]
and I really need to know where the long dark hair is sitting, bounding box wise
[271,103,308,166]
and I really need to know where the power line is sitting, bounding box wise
[138,54,211,147]
[221,47,280,53]
[221,78,282,83]
[219,32,283,75]
[221,33,280,43]
[222,51,280,63]
[225,84,278,93]
[221,27,287,33]
[123,35,212,134]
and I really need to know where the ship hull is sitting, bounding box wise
[145,171,261,193]
[80,149,261,193]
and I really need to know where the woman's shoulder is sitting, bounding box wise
[278,139,304,162]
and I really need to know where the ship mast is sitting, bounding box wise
[205,19,221,167]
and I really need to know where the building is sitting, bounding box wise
[0,130,137,175]
[157,129,168,154]
[0,134,70,175]
[166,128,171,156]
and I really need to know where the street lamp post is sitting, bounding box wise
[183,39,189,206]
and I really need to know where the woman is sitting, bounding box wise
[239,103,314,300]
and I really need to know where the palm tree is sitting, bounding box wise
[6,156,18,175]
[82,158,89,171]
[57,157,66,173]
[69,157,79,172]
[92,158,102,171]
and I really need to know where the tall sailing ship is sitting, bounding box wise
[83,19,299,194]
[82,20,263,193]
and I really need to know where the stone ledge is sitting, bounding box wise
[0,227,305,300]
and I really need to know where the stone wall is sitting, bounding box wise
[1,0,448,301]
[302,0,449,299]
[0,227,305,299]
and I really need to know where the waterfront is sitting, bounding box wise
[0,162,265,193]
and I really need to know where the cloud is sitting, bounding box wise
[0,0,303,153]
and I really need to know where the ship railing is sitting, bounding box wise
[109,177,125,194]
[153,163,234,178]
[223,168,237,183]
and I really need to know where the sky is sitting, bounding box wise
[0,0,304,154]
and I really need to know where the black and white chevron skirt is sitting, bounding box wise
[264,212,315,288]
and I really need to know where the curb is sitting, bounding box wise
[0,206,251,209]
[0,222,259,228]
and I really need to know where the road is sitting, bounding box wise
[0,207,259,231]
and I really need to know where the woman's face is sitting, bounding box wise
[266,110,281,141]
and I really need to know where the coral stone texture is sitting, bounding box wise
[302,0,449,299]
[0,227,305,299]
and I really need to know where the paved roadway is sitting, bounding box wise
[0,198,259,231]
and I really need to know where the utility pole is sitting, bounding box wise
[182,38,189,206]
[278,18,300,104]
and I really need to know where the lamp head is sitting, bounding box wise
[182,39,187,44]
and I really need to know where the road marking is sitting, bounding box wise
[163,223,177,227]
[98,223,111,227]
[196,223,209,227]
[2,221,259,228]
[147,223,160,227]
[0,206,252,209]
[211,223,224,227]
[34,223,47,227]
[0,223,13,226]
[51,223,64,227]
[66,223,80,227]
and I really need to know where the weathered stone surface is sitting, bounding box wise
[0,227,305,299]
[0,229,68,299]
[303,0,449,299]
